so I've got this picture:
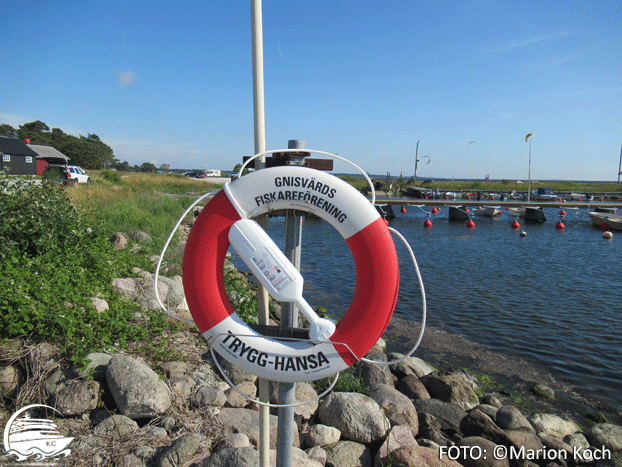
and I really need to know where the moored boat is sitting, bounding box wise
[471,206,501,217]
[507,206,546,222]
[588,211,622,228]
[605,217,622,231]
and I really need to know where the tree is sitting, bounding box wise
[0,124,17,138]
[140,162,157,173]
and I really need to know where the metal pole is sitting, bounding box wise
[527,138,532,202]
[276,140,305,467]
[618,145,621,184]
[413,140,419,185]
[251,2,270,466]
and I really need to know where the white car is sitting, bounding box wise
[43,164,91,185]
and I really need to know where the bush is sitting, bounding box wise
[0,171,177,363]
[101,169,122,183]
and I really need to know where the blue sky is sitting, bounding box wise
[2,1,621,180]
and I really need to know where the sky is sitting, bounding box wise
[1,0,621,181]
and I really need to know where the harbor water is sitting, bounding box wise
[231,204,622,411]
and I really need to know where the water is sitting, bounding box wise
[231,205,622,411]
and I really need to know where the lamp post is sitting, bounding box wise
[526,133,534,202]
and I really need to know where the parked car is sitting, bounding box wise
[43,164,91,186]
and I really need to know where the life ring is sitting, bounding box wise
[183,165,399,383]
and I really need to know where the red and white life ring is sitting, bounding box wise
[183,166,399,383]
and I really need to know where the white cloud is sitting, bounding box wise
[115,70,138,87]
[475,31,574,55]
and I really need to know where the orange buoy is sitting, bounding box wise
[603,231,613,239]
[467,196,471,200]
[555,221,565,230]
[400,206,407,214]
[559,210,566,216]
[432,208,438,215]
[466,219,475,229]
[424,218,432,228]
[511,220,520,229]
[465,208,470,213]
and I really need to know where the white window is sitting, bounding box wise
[2,154,10,162]
[25,156,33,163]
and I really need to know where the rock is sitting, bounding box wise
[398,374,431,400]
[459,409,511,447]
[420,372,480,411]
[587,423,622,452]
[387,353,436,378]
[305,424,341,448]
[118,453,146,467]
[325,440,372,467]
[94,415,139,437]
[528,413,580,439]
[45,368,75,395]
[225,381,256,407]
[193,386,227,408]
[269,381,319,421]
[170,376,196,397]
[50,379,100,416]
[0,365,22,396]
[504,430,544,461]
[153,433,201,467]
[70,352,112,380]
[132,231,152,243]
[112,277,138,299]
[418,426,452,447]
[269,449,324,467]
[389,445,464,467]
[217,356,257,385]
[482,394,504,408]
[539,435,574,465]
[457,437,510,467]
[217,408,299,449]
[563,432,590,450]
[596,451,622,467]
[531,383,555,400]
[199,447,259,467]
[89,297,109,313]
[110,232,128,250]
[358,351,395,388]
[414,399,467,435]
[477,404,499,420]
[306,446,327,466]
[495,405,535,433]
[27,342,59,369]
[107,356,172,418]
[223,433,252,449]
[294,382,320,421]
[367,384,419,436]
[375,425,418,467]
[159,361,191,380]
[318,392,390,444]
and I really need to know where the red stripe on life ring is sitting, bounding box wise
[183,190,240,334]
[331,217,400,365]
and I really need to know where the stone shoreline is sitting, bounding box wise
[385,316,622,427]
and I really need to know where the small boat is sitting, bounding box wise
[448,205,469,221]
[443,191,462,199]
[594,206,617,214]
[588,211,622,228]
[507,206,546,222]
[471,206,501,217]
[375,204,395,220]
[532,187,559,201]
[569,192,593,201]
[605,217,622,231]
